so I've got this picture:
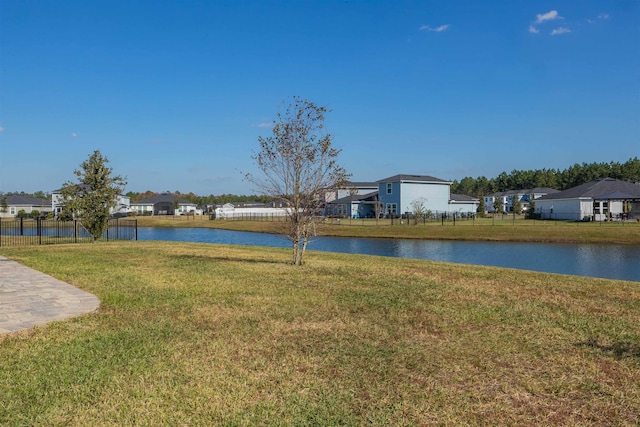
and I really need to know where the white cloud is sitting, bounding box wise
[255,122,272,128]
[0,125,4,132]
[420,24,450,32]
[528,25,539,34]
[598,13,610,20]
[536,10,562,24]
[71,132,78,137]
[550,27,571,36]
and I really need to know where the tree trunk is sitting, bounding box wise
[291,235,300,265]
[299,235,309,265]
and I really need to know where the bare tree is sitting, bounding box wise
[410,197,427,225]
[245,97,349,265]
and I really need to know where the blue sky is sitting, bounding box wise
[1,1,638,195]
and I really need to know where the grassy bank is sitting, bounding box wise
[1,241,639,425]
[136,215,640,244]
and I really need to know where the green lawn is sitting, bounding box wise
[1,241,638,425]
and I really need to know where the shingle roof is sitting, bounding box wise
[133,194,195,205]
[345,181,378,188]
[450,193,479,202]
[377,174,450,184]
[3,194,52,207]
[537,178,640,201]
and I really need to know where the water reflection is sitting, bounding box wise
[138,228,640,282]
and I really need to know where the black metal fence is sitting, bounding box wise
[0,218,137,247]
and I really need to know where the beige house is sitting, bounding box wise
[0,194,52,218]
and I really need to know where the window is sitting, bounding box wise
[10,207,16,215]
[386,183,392,194]
[386,203,397,215]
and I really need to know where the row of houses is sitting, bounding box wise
[481,178,640,221]
[0,192,201,219]
[2,176,639,221]
[324,175,640,221]
[483,188,559,213]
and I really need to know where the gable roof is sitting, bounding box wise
[345,181,378,188]
[537,178,640,201]
[132,194,195,205]
[450,193,479,202]
[377,174,450,184]
[2,194,52,207]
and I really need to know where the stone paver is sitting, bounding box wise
[0,256,100,334]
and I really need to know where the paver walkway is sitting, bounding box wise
[0,255,100,334]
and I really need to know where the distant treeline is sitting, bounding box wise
[125,191,274,207]
[450,157,640,198]
[5,157,639,202]
[0,191,51,199]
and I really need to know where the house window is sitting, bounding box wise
[386,203,397,216]
[10,207,16,215]
[593,201,600,214]
[386,183,392,194]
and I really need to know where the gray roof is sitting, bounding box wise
[2,194,52,207]
[377,174,450,184]
[345,181,378,188]
[537,178,640,201]
[450,193,479,202]
[133,194,195,205]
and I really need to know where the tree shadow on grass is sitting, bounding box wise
[171,254,286,265]
[576,338,640,360]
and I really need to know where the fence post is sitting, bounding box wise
[74,220,78,243]
[38,218,42,245]
[0,217,2,247]
[20,217,24,236]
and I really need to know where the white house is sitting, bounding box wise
[449,193,480,215]
[52,188,131,217]
[535,178,640,221]
[484,188,559,213]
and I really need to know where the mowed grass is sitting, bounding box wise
[136,215,640,244]
[1,241,639,425]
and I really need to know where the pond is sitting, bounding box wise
[138,227,640,282]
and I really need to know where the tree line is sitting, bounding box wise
[124,191,275,207]
[5,157,639,205]
[450,157,640,198]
